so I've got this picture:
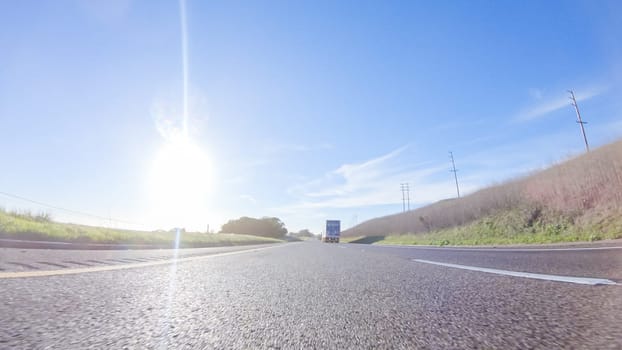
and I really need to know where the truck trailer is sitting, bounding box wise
[323,220,341,243]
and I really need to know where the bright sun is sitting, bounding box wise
[148,134,212,226]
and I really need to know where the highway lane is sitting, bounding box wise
[351,243,622,281]
[1,241,621,349]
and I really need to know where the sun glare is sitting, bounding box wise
[148,134,212,226]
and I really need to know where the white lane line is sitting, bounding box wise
[380,244,622,252]
[0,244,284,279]
[412,259,618,286]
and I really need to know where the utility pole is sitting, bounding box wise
[400,183,410,212]
[406,183,410,211]
[400,184,406,212]
[449,151,461,198]
[568,90,590,152]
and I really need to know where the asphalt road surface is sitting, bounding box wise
[1,241,621,349]
[0,244,280,272]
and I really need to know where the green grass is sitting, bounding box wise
[354,207,622,247]
[0,210,282,247]
[339,236,365,243]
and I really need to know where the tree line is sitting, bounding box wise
[220,216,288,238]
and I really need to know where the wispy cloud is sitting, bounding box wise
[514,85,608,122]
[284,145,455,210]
[239,194,257,203]
[262,142,333,154]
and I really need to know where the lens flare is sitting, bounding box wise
[148,0,211,230]
[179,0,189,136]
[159,1,192,345]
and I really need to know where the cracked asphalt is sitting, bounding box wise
[1,241,621,349]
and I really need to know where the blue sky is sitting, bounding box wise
[1,0,621,234]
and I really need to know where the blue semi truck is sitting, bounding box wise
[323,220,341,243]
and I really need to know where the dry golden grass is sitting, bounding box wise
[343,139,622,244]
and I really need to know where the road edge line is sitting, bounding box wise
[378,244,622,252]
[412,259,618,286]
[0,244,285,279]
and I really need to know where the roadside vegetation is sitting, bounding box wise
[339,236,366,243]
[219,216,288,238]
[0,210,282,247]
[288,229,318,240]
[342,139,622,246]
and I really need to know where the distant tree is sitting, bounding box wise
[292,229,314,238]
[220,216,288,238]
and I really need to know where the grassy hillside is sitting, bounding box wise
[343,139,622,245]
[0,210,281,247]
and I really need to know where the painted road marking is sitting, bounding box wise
[0,245,284,279]
[413,259,618,286]
[381,244,622,252]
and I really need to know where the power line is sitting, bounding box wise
[449,151,461,198]
[0,190,144,227]
[568,90,590,152]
